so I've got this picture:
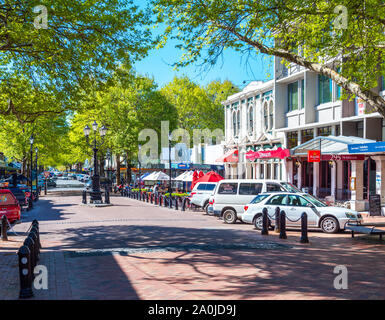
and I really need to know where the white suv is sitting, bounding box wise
[211,179,301,224]
[190,182,218,213]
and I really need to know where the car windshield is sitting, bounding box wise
[281,182,301,193]
[302,194,327,207]
[250,194,270,204]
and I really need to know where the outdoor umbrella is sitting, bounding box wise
[182,171,194,182]
[191,171,224,189]
[151,171,171,181]
[174,171,188,181]
[140,172,151,180]
[143,171,159,181]
[198,171,204,178]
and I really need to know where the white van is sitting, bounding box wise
[211,179,301,224]
[190,182,218,213]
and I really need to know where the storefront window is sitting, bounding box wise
[287,131,298,149]
[288,81,299,111]
[317,126,332,137]
[335,125,340,136]
[301,129,314,143]
[318,74,332,104]
[357,121,363,138]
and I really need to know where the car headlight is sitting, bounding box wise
[345,212,356,219]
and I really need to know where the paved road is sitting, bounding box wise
[1,194,385,300]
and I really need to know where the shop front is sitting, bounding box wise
[290,135,378,211]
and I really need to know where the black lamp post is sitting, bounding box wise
[84,121,107,204]
[168,133,172,208]
[106,148,111,192]
[35,147,39,201]
[138,144,141,195]
[29,135,34,207]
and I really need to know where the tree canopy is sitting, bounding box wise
[152,0,385,116]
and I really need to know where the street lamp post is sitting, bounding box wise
[106,148,111,192]
[29,135,34,207]
[84,121,107,204]
[138,144,141,196]
[35,147,39,201]
[168,133,172,208]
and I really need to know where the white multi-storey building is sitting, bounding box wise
[222,58,385,212]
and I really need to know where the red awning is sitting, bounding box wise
[246,148,290,161]
[216,149,239,163]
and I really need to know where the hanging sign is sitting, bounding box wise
[308,150,321,162]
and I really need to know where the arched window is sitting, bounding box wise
[269,100,274,131]
[232,112,237,136]
[248,107,254,133]
[237,110,241,135]
[263,102,269,132]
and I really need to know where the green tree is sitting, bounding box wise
[152,0,385,116]
[0,0,154,118]
[161,76,238,143]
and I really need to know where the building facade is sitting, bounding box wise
[222,58,385,212]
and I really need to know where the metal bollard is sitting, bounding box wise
[159,195,162,206]
[82,190,87,204]
[1,215,8,241]
[279,211,287,239]
[31,225,41,252]
[105,190,110,204]
[164,196,167,207]
[18,245,34,299]
[261,208,269,235]
[146,193,149,203]
[175,197,179,210]
[169,196,172,209]
[300,212,309,244]
[274,207,280,233]
[23,237,36,272]
[29,231,39,263]
[181,197,186,211]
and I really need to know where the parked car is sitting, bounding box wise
[211,179,302,224]
[190,182,218,213]
[0,189,21,224]
[45,178,57,188]
[242,192,363,233]
[4,184,28,207]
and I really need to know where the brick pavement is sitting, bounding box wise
[1,193,385,300]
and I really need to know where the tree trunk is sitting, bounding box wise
[116,153,121,185]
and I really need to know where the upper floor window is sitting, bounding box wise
[301,129,314,143]
[318,74,332,104]
[288,81,299,111]
[248,107,254,133]
[301,79,304,109]
[237,110,241,135]
[287,131,298,149]
[232,112,237,136]
[269,101,274,130]
[263,102,269,132]
[317,126,331,137]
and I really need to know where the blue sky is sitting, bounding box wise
[133,39,274,89]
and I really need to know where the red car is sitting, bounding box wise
[0,189,21,224]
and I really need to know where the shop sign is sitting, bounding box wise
[308,150,321,162]
[348,141,385,154]
[44,171,50,178]
[321,154,365,161]
[357,98,366,115]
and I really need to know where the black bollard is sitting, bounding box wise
[175,197,179,210]
[274,207,280,233]
[261,208,269,235]
[164,196,167,207]
[1,215,8,241]
[31,226,41,253]
[279,211,287,239]
[18,245,34,299]
[300,212,309,243]
[169,196,172,209]
[146,193,149,203]
[23,237,36,272]
[29,231,39,263]
[105,190,110,204]
[82,191,87,204]
[181,197,186,211]
[28,196,33,210]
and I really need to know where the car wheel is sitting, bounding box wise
[320,216,340,233]
[223,209,237,224]
[254,214,263,230]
